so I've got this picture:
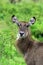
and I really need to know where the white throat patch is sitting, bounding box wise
[16,33,20,40]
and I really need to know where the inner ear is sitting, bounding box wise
[29,17,36,25]
[12,15,20,26]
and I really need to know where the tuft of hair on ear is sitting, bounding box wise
[12,15,15,18]
[33,17,36,21]
[11,15,16,23]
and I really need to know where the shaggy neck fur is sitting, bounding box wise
[16,31,43,56]
[16,33,35,54]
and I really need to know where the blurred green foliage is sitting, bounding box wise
[0,0,43,65]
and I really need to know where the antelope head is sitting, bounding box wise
[12,15,36,39]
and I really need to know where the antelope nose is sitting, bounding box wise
[20,31,24,36]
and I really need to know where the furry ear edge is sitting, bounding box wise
[11,15,20,26]
[12,15,18,23]
[33,17,36,21]
[29,17,36,25]
[12,15,15,18]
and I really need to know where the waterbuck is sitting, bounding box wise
[12,15,43,65]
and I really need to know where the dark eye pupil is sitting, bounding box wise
[18,23,21,26]
[26,24,29,27]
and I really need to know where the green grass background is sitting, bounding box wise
[0,0,43,65]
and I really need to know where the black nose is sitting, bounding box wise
[20,31,24,36]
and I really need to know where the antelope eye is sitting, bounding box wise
[20,23,22,26]
[26,24,29,27]
[18,23,22,26]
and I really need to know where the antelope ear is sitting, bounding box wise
[12,15,18,23]
[12,15,20,26]
[29,17,36,25]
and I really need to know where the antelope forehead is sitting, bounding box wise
[20,22,27,25]
[20,26,26,31]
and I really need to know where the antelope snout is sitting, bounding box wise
[19,31,24,36]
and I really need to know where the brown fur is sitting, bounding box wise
[16,31,43,65]
[12,15,43,65]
